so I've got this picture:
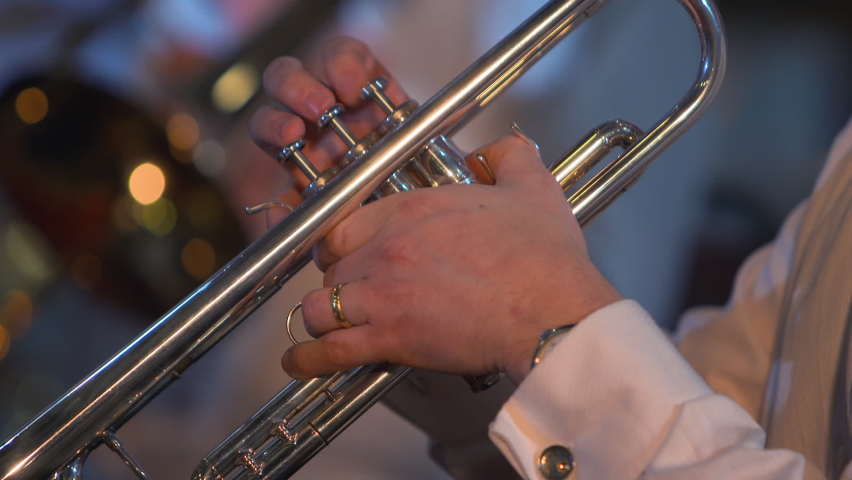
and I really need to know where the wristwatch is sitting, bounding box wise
[531,325,575,369]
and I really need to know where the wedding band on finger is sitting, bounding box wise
[331,283,354,329]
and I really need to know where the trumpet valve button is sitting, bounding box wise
[317,104,345,128]
[369,76,388,91]
[278,139,321,181]
[278,139,306,165]
[318,104,358,148]
[361,77,396,115]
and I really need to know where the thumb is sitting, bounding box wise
[472,135,553,188]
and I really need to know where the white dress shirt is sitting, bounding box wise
[490,116,852,479]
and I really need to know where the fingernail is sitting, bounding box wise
[281,349,307,379]
[306,90,332,119]
[281,349,293,371]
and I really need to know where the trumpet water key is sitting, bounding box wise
[0,0,726,478]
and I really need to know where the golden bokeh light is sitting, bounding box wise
[211,63,259,113]
[0,290,33,340]
[70,253,103,290]
[6,223,54,283]
[128,163,166,205]
[15,87,48,124]
[182,239,216,280]
[141,198,178,236]
[166,113,200,150]
[0,325,10,361]
[192,140,227,178]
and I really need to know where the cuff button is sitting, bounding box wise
[538,445,575,479]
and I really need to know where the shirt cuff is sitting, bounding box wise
[489,299,713,479]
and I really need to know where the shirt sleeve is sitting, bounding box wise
[674,200,805,419]
[487,117,852,479]
[676,114,852,419]
[488,299,818,480]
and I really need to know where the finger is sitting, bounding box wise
[473,135,555,189]
[249,105,306,156]
[301,280,369,338]
[251,118,359,190]
[320,37,373,106]
[322,262,337,288]
[281,326,386,379]
[320,234,381,289]
[263,56,336,122]
[248,95,347,178]
[316,37,409,107]
[312,190,427,271]
[289,129,365,187]
[313,208,388,271]
[314,185,460,270]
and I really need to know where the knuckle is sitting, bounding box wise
[376,235,420,265]
[394,193,446,219]
[324,224,351,259]
[373,276,413,309]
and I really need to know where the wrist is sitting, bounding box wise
[504,289,623,385]
[506,325,574,384]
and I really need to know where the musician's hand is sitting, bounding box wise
[248,36,409,211]
[283,133,622,385]
[251,36,621,384]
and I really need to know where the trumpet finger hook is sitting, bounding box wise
[286,302,302,345]
[511,122,541,156]
[245,201,294,216]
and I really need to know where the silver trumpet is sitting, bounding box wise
[0,0,726,478]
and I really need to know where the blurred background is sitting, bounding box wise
[0,0,850,478]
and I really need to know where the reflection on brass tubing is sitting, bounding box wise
[551,120,643,190]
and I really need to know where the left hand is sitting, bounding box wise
[282,134,622,385]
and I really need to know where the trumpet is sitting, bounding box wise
[0,0,726,478]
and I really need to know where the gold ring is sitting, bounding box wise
[331,283,354,328]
